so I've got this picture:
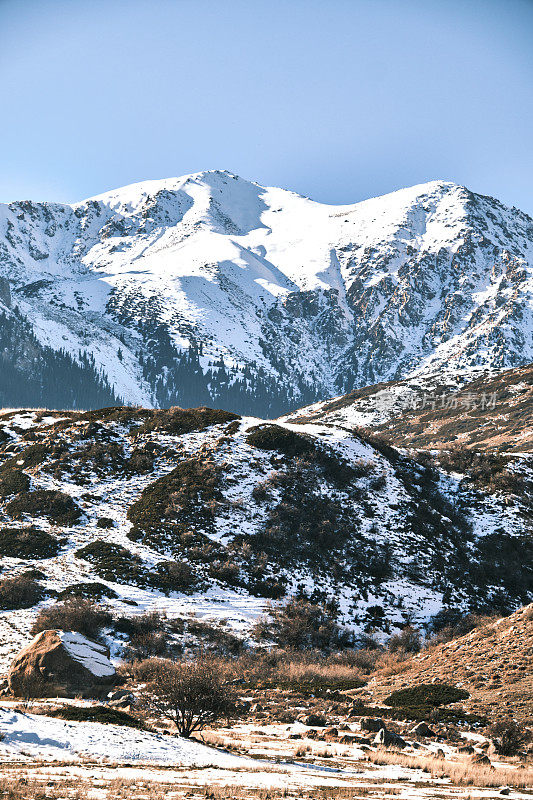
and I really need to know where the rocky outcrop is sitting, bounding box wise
[8,629,115,697]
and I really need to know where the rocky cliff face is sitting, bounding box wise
[1,171,532,411]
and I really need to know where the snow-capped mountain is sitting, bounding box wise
[1,170,532,412]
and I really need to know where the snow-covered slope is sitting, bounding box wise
[1,171,532,412]
[0,402,531,671]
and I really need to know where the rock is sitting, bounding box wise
[498,788,510,796]
[107,689,132,701]
[8,629,115,697]
[324,727,339,740]
[289,733,302,739]
[458,745,475,754]
[470,753,492,766]
[304,713,327,727]
[411,721,436,738]
[373,728,407,749]
[360,717,386,733]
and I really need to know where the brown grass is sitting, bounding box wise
[365,749,533,789]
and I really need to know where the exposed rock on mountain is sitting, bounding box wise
[1,171,532,412]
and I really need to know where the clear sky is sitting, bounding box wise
[1,0,532,213]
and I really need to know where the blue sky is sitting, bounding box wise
[1,0,532,213]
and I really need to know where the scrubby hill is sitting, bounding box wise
[287,363,533,452]
[0,401,531,670]
[367,604,533,724]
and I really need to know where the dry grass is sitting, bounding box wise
[365,749,533,789]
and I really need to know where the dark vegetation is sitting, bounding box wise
[434,448,531,496]
[137,406,238,435]
[487,718,532,756]
[49,705,145,729]
[31,598,113,640]
[0,573,43,609]
[56,582,119,601]
[0,526,62,559]
[6,490,81,526]
[253,598,354,653]
[76,540,145,584]
[383,684,470,709]
[0,309,121,409]
[127,456,222,546]
[0,469,30,497]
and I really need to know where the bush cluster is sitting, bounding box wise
[253,597,354,653]
[0,526,62,559]
[0,469,30,498]
[383,683,469,709]
[75,540,144,584]
[6,489,81,526]
[0,573,43,609]
[31,597,112,640]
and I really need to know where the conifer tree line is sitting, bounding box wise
[0,310,121,409]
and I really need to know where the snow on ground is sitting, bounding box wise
[0,709,256,767]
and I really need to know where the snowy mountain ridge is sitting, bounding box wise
[1,170,532,412]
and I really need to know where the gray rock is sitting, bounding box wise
[373,727,407,749]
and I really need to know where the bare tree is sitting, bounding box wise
[139,658,238,737]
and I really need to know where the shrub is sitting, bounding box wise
[31,598,112,639]
[57,582,119,600]
[0,469,30,497]
[0,526,61,559]
[139,407,238,435]
[75,540,144,584]
[208,560,241,586]
[428,608,495,644]
[387,625,422,654]
[96,517,115,529]
[51,706,145,728]
[0,574,43,609]
[384,683,469,708]
[253,598,354,652]
[246,424,314,457]
[127,457,221,539]
[125,447,154,474]
[147,560,200,594]
[486,718,531,756]
[6,490,81,526]
[139,657,239,737]
[115,611,171,659]
[187,619,245,656]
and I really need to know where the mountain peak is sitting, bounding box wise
[0,173,531,413]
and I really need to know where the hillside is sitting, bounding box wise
[367,603,533,724]
[1,171,533,412]
[0,399,531,670]
[288,363,533,452]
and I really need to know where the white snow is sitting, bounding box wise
[2,170,532,405]
[0,708,256,766]
[58,632,115,678]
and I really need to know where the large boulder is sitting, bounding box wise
[8,629,115,697]
[373,727,408,749]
